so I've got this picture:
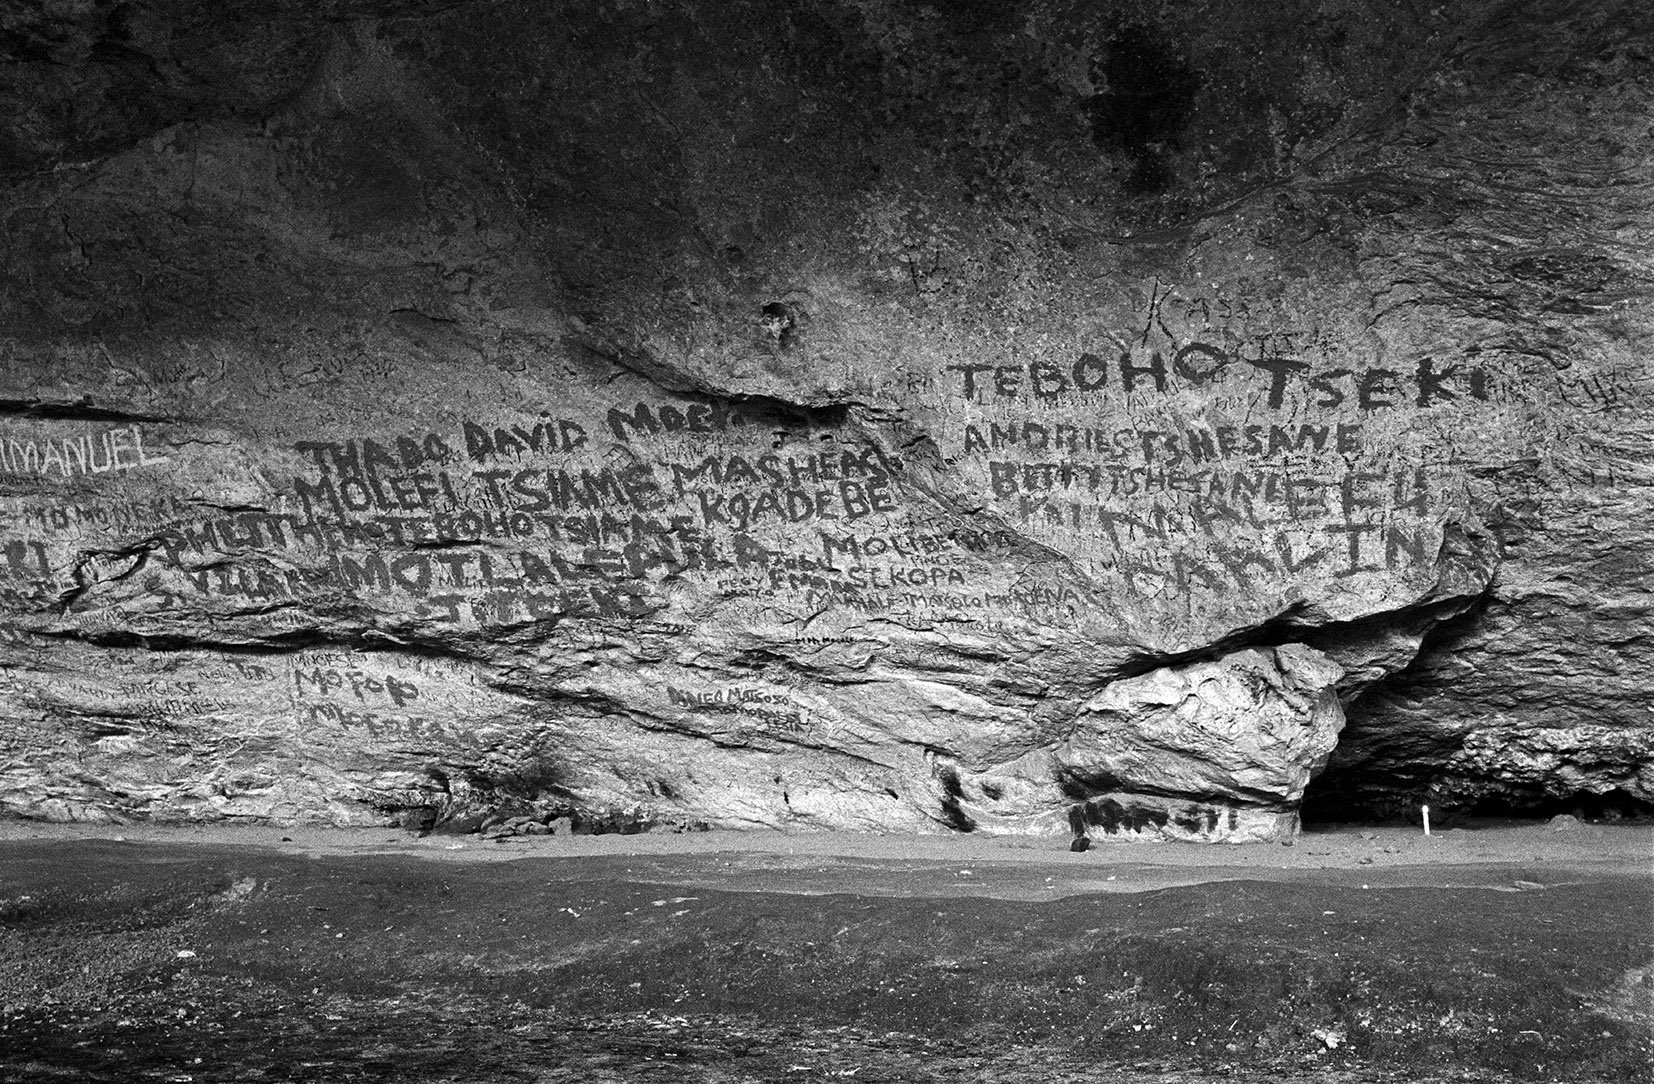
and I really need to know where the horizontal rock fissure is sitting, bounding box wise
[0,399,167,423]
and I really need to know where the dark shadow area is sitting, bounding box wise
[1459,787,1654,824]
[1301,602,1487,827]
[1303,784,1654,829]
[1087,25,1201,194]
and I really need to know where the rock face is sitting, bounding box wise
[0,0,1649,837]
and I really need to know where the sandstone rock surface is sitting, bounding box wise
[0,0,1649,836]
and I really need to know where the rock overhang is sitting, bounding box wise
[0,0,1649,836]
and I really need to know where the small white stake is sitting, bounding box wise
[1422,803,1431,836]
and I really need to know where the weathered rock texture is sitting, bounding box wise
[0,0,1649,838]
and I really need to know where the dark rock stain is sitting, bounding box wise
[1075,797,1171,836]
[937,766,975,832]
[1087,26,1200,194]
[1170,804,1223,835]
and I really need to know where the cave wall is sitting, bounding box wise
[0,0,1649,836]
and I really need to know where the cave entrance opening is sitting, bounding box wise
[1298,777,1654,831]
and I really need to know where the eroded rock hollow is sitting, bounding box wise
[1,0,1649,839]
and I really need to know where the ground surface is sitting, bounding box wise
[0,821,1649,1083]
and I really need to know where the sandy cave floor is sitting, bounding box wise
[0,820,1649,1083]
